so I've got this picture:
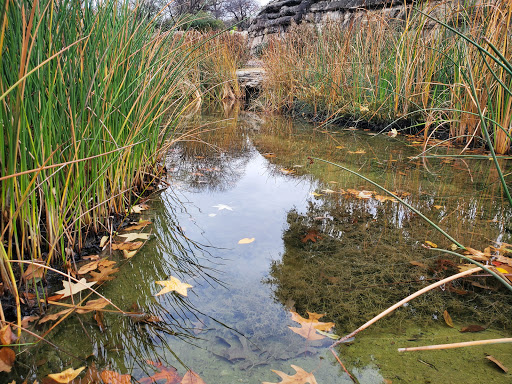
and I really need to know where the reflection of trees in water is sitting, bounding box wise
[267,197,512,334]
[166,111,255,193]
[12,193,224,381]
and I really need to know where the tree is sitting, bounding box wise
[222,0,259,30]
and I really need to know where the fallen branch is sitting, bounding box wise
[398,338,512,352]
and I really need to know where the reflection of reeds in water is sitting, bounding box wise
[261,1,512,154]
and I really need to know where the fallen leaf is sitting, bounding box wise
[409,261,428,268]
[357,190,372,199]
[117,233,150,243]
[54,278,97,299]
[83,254,100,260]
[111,242,143,251]
[98,259,116,268]
[76,298,110,314]
[0,347,15,373]
[100,370,131,384]
[433,205,443,210]
[263,153,276,158]
[310,192,323,197]
[262,365,318,384]
[89,265,119,282]
[155,277,192,297]
[424,241,438,248]
[212,204,233,211]
[486,355,508,373]
[280,168,295,175]
[443,310,454,328]
[77,261,99,275]
[94,311,106,331]
[47,366,85,383]
[138,360,181,384]
[22,261,44,281]
[359,105,369,112]
[321,189,336,194]
[289,311,334,341]
[374,194,396,202]
[123,220,151,231]
[129,203,150,214]
[348,150,366,154]
[181,370,206,384]
[122,249,138,259]
[388,128,398,137]
[0,325,14,345]
[450,244,459,251]
[39,309,73,324]
[100,236,110,248]
[460,325,486,332]
[21,315,39,328]
[301,230,322,243]
[238,238,255,244]
[335,146,344,149]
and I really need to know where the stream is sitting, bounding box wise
[10,108,512,383]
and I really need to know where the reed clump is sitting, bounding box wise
[0,0,245,316]
[260,1,512,154]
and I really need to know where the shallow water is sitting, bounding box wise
[10,109,512,383]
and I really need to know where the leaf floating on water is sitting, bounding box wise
[77,261,99,275]
[100,236,110,248]
[262,364,318,384]
[123,220,151,231]
[39,309,73,324]
[301,230,322,243]
[443,310,454,328]
[54,278,96,299]
[460,325,486,333]
[89,264,119,282]
[347,150,366,154]
[129,203,150,214]
[316,329,340,339]
[182,370,206,384]
[433,205,444,210]
[212,204,233,211]
[0,347,15,373]
[486,355,508,373]
[288,311,334,341]
[155,277,192,297]
[123,249,138,259]
[357,190,372,199]
[374,194,396,202]
[238,238,255,244]
[100,370,132,384]
[76,298,110,314]
[47,366,85,383]
[112,241,143,251]
[310,192,323,197]
[263,153,276,158]
[118,233,150,242]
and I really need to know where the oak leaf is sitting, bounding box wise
[301,230,322,244]
[89,264,119,282]
[262,365,318,384]
[117,233,150,242]
[155,277,192,297]
[76,298,110,314]
[77,261,99,275]
[289,311,334,341]
[123,220,151,231]
[47,366,85,383]
[111,241,143,251]
[0,347,15,373]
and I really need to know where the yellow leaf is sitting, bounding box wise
[424,241,438,248]
[310,192,323,197]
[123,249,138,259]
[117,233,150,242]
[288,311,334,341]
[496,267,509,274]
[450,244,459,251]
[359,105,369,112]
[388,128,398,137]
[443,310,454,328]
[100,236,110,248]
[155,277,192,297]
[238,238,255,244]
[47,366,85,383]
[348,150,366,154]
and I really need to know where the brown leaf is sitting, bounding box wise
[100,370,131,384]
[21,315,40,328]
[77,261,99,275]
[47,367,85,383]
[111,242,143,251]
[76,298,110,314]
[123,220,151,231]
[89,265,119,282]
[181,370,206,384]
[443,310,454,328]
[288,311,334,341]
[54,278,97,298]
[262,365,318,384]
[22,262,44,281]
[122,249,138,259]
[0,347,15,373]
[0,325,14,345]
[138,360,181,384]
[409,261,428,269]
[94,311,106,332]
[486,355,508,373]
[460,325,486,332]
[39,309,73,324]
[98,259,116,268]
[301,230,322,244]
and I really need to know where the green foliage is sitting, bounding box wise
[180,11,226,31]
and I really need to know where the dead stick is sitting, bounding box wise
[398,338,512,352]
[331,267,481,348]
[329,348,358,383]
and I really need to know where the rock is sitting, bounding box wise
[236,60,265,99]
